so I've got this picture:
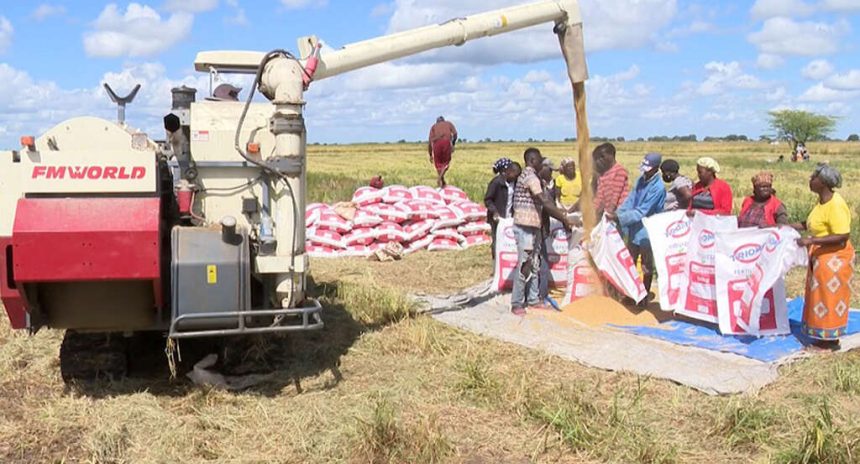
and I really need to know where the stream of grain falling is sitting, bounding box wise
[557,21,594,235]
[572,81,595,234]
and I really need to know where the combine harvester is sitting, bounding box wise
[0,0,588,382]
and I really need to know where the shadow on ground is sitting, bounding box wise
[68,275,374,398]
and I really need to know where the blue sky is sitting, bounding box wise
[0,0,859,147]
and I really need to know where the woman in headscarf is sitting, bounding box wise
[738,171,789,228]
[484,157,520,259]
[688,157,733,215]
[555,157,582,212]
[795,164,853,347]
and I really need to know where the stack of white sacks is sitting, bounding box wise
[306,185,492,258]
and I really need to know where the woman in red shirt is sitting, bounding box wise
[688,157,733,215]
[738,171,789,228]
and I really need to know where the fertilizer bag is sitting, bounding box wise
[643,210,692,311]
[491,218,518,291]
[714,227,806,336]
[562,244,601,305]
[675,213,737,323]
[588,217,647,303]
[544,218,573,288]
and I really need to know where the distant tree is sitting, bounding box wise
[759,135,772,142]
[616,136,625,142]
[768,109,838,154]
[636,137,645,142]
[847,134,859,142]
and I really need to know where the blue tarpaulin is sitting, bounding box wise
[617,298,860,362]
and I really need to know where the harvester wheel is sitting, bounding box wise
[59,331,128,383]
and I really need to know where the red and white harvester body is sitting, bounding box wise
[0,0,586,381]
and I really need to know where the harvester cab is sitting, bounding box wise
[0,0,587,382]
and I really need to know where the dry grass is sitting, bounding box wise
[2,141,860,463]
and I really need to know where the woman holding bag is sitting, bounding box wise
[795,164,854,348]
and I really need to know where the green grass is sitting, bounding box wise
[774,400,859,464]
[821,358,860,394]
[713,398,779,451]
[455,355,501,403]
[354,397,453,464]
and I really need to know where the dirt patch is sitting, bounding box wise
[540,296,671,328]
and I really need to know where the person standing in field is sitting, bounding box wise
[555,157,582,212]
[510,148,578,316]
[606,153,666,303]
[737,172,789,228]
[794,164,853,348]
[592,143,629,218]
[484,158,521,259]
[538,159,561,310]
[427,116,458,188]
[660,159,692,211]
[688,157,733,216]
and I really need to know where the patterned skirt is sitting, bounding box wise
[802,241,855,340]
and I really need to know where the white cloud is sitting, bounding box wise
[83,4,194,58]
[582,0,678,50]
[703,111,741,121]
[825,70,860,90]
[225,8,248,26]
[164,0,219,12]
[697,61,764,96]
[522,70,552,83]
[382,0,677,65]
[0,63,100,141]
[825,101,851,115]
[820,0,860,12]
[748,17,849,57]
[766,86,787,101]
[334,62,467,91]
[801,59,834,80]
[31,4,67,21]
[371,2,394,17]
[750,0,815,20]
[756,53,785,69]
[305,64,651,142]
[642,104,688,119]
[798,82,860,102]
[281,0,328,9]
[667,20,716,38]
[0,17,12,53]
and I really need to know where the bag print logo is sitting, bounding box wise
[665,219,690,239]
[698,229,716,249]
[733,243,763,263]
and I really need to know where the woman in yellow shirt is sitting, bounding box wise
[554,158,582,212]
[795,164,853,347]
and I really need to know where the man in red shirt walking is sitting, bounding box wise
[428,116,458,188]
[592,142,630,219]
